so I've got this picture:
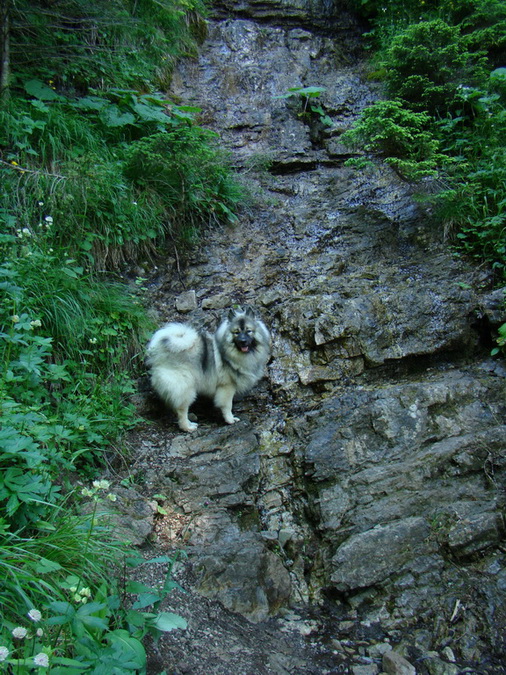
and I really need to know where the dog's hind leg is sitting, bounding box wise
[214,385,239,425]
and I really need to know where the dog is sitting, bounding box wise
[146,306,271,432]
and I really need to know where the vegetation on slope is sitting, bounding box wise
[0,0,243,670]
[346,0,506,283]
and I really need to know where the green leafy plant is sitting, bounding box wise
[341,99,444,179]
[382,19,482,113]
[491,322,506,357]
[124,128,244,242]
[276,85,333,127]
[0,482,186,674]
[344,1,506,276]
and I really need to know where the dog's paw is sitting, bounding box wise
[180,421,198,432]
[224,415,240,425]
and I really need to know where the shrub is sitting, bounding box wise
[342,100,444,179]
[382,19,482,113]
[124,128,244,242]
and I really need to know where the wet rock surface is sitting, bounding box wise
[114,1,506,672]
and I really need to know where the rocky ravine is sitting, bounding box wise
[103,1,506,673]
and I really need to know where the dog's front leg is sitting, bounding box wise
[214,385,239,425]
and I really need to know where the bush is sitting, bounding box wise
[124,129,244,242]
[382,19,482,113]
[342,99,445,179]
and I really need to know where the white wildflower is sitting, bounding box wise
[107,493,117,502]
[12,626,28,639]
[30,319,42,329]
[37,628,44,638]
[44,216,53,223]
[0,646,9,662]
[11,315,20,323]
[34,652,49,667]
[92,479,110,491]
[28,608,42,622]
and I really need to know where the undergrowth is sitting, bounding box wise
[0,0,240,671]
[345,0,506,283]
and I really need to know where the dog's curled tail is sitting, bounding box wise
[147,322,201,357]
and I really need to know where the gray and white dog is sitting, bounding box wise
[146,306,271,432]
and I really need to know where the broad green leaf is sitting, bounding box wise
[100,106,136,128]
[150,611,187,632]
[24,78,63,101]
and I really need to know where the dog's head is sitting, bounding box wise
[227,306,259,354]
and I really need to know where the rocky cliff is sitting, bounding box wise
[125,1,506,672]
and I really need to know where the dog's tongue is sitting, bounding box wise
[240,346,249,353]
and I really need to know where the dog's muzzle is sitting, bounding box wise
[234,334,254,353]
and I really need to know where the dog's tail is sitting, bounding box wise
[147,323,201,360]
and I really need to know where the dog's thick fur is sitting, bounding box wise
[146,306,271,432]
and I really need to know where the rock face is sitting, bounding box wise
[138,0,506,669]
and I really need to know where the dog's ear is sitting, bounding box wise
[244,305,256,317]
[227,307,241,320]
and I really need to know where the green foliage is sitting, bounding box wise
[342,100,444,179]
[491,322,506,357]
[0,0,213,669]
[382,19,482,113]
[9,0,207,92]
[1,76,240,268]
[0,484,186,673]
[124,129,244,241]
[344,0,506,277]
[276,86,334,127]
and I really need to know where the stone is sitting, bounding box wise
[447,511,505,556]
[382,651,416,675]
[82,486,155,546]
[140,2,506,663]
[331,518,432,591]
[425,653,459,675]
[175,289,197,312]
[352,664,380,675]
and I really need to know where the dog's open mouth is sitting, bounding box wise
[234,339,252,353]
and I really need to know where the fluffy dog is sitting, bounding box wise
[146,306,271,432]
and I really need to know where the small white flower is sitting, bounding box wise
[30,319,42,329]
[28,608,42,622]
[80,587,92,598]
[12,626,28,639]
[89,337,98,344]
[34,652,49,667]
[107,493,117,502]
[22,227,31,237]
[0,646,9,662]
[11,315,20,323]
[37,628,44,637]
[44,216,53,223]
[38,201,44,206]
[81,487,93,498]
[92,479,110,491]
